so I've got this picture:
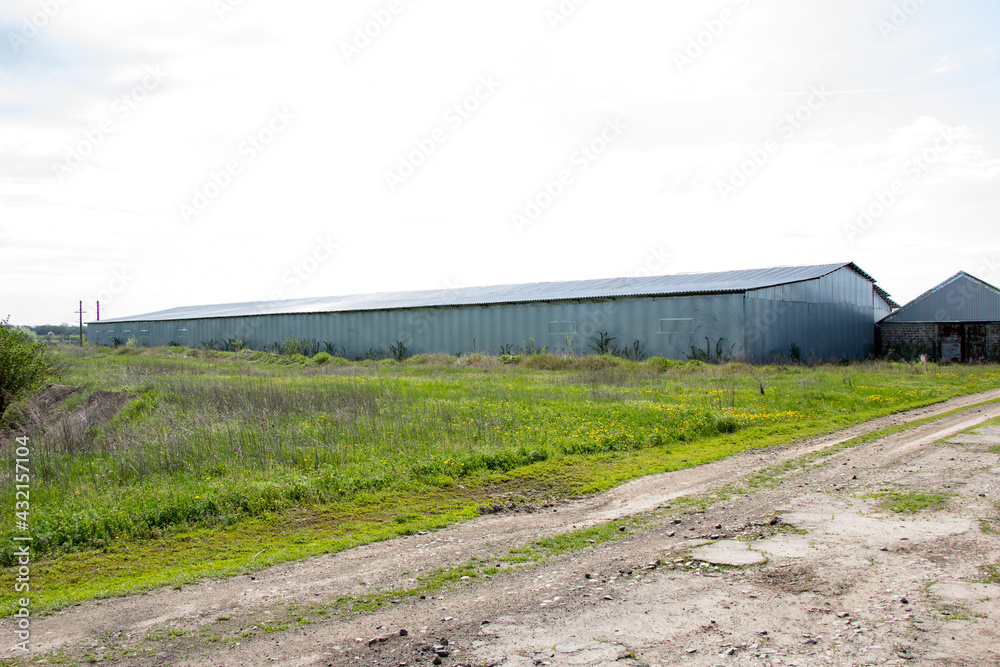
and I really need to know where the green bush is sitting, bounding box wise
[405,353,457,366]
[576,354,625,371]
[645,357,679,372]
[714,415,740,434]
[0,318,51,420]
[456,353,500,368]
[311,352,333,365]
[521,353,576,370]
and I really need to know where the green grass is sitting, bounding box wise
[972,415,1000,454]
[506,516,643,563]
[1,510,659,665]
[977,563,1000,584]
[868,490,953,513]
[2,347,998,613]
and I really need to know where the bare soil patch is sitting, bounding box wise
[40,390,135,444]
[2,384,135,447]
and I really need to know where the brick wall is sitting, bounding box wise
[880,322,937,358]
[882,321,1000,360]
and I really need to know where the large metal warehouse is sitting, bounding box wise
[87,262,895,362]
[880,271,1000,362]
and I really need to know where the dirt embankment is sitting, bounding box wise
[4,389,1000,666]
[2,384,135,450]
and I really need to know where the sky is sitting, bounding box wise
[1,0,998,326]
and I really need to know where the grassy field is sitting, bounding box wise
[2,346,998,613]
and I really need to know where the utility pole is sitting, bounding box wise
[75,301,87,346]
[97,301,100,322]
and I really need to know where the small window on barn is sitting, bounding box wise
[658,318,694,334]
[548,321,578,334]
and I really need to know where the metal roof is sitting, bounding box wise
[874,286,900,310]
[881,271,1000,323]
[93,262,879,324]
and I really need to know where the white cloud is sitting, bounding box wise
[929,53,957,75]
[1,0,998,324]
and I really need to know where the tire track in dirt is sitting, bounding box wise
[184,390,1000,666]
[5,388,1000,664]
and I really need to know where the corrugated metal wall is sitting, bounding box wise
[743,266,876,361]
[87,266,879,361]
[88,294,746,360]
[882,273,1000,323]
[874,293,895,322]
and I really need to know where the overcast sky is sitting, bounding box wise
[1,0,998,326]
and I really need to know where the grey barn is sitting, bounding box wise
[880,271,1000,362]
[87,262,895,362]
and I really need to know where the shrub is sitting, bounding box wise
[405,353,457,366]
[225,336,247,351]
[277,337,319,356]
[687,337,735,364]
[588,332,618,355]
[388,340,408,362]
[645,357,678,372]
[576,354,625,371]
[456,353,500,369]
[311,352,333,365]
[0,317,51,420]
[714,415,740,434]
[620,339,645,361]
[521,353,576,371]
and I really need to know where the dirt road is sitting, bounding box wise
[5,390,1000,666]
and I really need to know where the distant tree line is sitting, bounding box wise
[27,324,76,336]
